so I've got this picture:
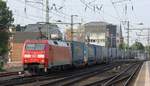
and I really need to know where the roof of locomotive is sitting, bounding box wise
[24,40,70,47]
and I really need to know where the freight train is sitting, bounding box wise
[22,40,136,73]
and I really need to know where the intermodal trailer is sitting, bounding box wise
[116,48,122,59]
[22,40,72,72]
[108,48,112,61]
[95,45,103,64]
[101,47,109,63]
[111,48,117,60]
[84,44,96,65]
[71,41,85,67]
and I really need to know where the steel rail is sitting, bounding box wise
[41,63,124,86]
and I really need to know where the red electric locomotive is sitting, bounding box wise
[22,40,72,73]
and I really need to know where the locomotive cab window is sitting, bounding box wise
[25,44,45,50]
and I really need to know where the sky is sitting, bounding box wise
[4,0,150,45]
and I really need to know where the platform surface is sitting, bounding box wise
[134,61,150,86]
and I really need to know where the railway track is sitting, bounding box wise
[0,71,22,77]
[0,64,109,86]
[0,70,71,86]
[0,61,141,86]
[106,62,143,86]
[40,62,128,86]
[84,61,143,86]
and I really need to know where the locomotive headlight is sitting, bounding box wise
[37,54,45,58]
[41,59,45,63]
[24,59,27,62]
[24,54,31,58]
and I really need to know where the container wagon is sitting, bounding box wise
[71,41,85,67]
[95,45,103,64]
[111,48,117,60]
[84,44,96,65]
[101,47,109,63]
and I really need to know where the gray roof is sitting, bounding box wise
[83,21,109,33]
[84,21,109,26]
[13,32,39,43]
[24,23,62,37]
[25,24,59,32]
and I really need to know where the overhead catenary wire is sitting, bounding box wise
[111,0,131,4]
[13,13,41,24]
[109,0,128,34]
[7,0,45,23]
[110,0,122,21]
[109,0,128,31]
[80,0,122,22]
[50,2,70,17]
[130,0,141,22]
[13,0,71,21]
[50,0,85,23]
[80,0,105,21]
[110,1,131,29]
[6,1,43,25]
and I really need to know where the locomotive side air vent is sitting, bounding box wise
[53,41,58,45]
[67,43,70,46]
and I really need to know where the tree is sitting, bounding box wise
[118,43,128,50]
[130,42,145,50]
[0,0,14,30]
[0,31,9,55]
[145,46,150,54]
[0,0,13,55]
[16,24,21,31]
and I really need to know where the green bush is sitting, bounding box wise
[0,60,4,71]
[0,45,8,55]
[0,31,9,55]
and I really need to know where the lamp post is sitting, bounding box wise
[71,15,78,41]
[110,34,113,48]
[86,32,90,44]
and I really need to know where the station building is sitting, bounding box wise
[65,21,124,48]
